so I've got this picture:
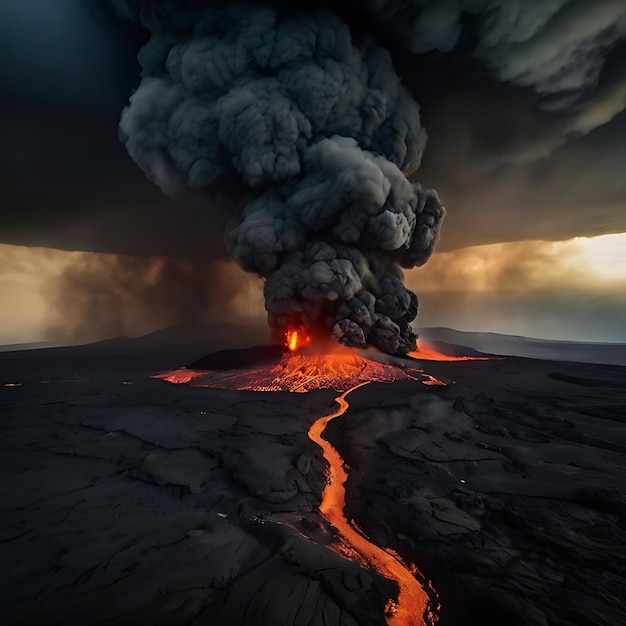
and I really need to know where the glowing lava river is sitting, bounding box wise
[309,382,435,626]
[154,339,491,624]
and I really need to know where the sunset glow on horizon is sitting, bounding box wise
[1,231,625,345]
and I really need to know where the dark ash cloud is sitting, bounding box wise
[1,0,625,347]
[113,2,446,354]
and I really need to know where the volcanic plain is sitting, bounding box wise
[1,324,625,626]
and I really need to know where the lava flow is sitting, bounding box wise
[409,345,491,362]
[156,345,434,392]
[155,326,450,391]
[152,332,489,623]
[309,384,436,626]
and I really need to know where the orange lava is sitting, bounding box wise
[409,345,490,361]
[157,370,207,385]
[286,327,312,352]
[3,382,22,387]
[309,384,437,626]
[155,346,433,392]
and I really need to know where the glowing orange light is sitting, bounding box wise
[286,327,312,352]
[3,383,22,387]
[154,369,205,385]
[409,346,490,362]
[309,384,437,625]
[155,345,453,393]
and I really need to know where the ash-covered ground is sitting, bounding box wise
[0,325,625,626]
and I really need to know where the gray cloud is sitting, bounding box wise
[115,3,445,354]
[343,0,626,142]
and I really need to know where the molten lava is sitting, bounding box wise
[309,384,437,625]
[409,344,490,361]
[150,342,499,623]
[286,327,312,352]
[155,346,433,392]
[151,343,499,623]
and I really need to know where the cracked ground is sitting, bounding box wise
[1,344,625,625]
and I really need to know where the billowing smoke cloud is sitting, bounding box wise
[343,1,626,104]
[105,0,626,353]
[111,1,445,354]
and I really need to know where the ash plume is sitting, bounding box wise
[106,1,625,354]
[109,1,445,354]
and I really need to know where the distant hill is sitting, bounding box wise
[0,340,64,353]
[0,321,271,360]
[418,327,626,366]
[3,324,625,367]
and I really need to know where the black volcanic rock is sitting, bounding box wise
[189,344,287,370]
[324,359,626,626]
[1,342,626,626]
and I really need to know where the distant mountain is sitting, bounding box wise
[418,327,626,366]
[0,321,271,360]
[129,321,270,352]
[0,340,64,353]
[3,324,625,367]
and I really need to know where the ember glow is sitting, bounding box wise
[155,346,435,393]
[409,344,491,362]
[157,370,206,385]
[286,327,311,352]
[309,384,437,625]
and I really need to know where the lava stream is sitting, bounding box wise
[408,346,490,361]
[155,346,437,392]
[309,383,436,626]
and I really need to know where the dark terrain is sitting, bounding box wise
[1,327,625,625]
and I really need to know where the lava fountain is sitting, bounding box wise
[286,327,312,352]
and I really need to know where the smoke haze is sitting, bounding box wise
[2,2,626,346]
[0,244,263,344]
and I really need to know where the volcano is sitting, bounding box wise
[153,331,487,393]
[152,335,484,625]
[149,335,499,624]
[150,335,502,624]
[2,327,625,626]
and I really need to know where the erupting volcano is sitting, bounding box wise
[154,330,495,623]
[156,327,457,393]
[3,1,625,625]
[111,0,444,356]
[108,1,482,623]
[156,330,466,624]
[152,319,499,623]
[157,346,429,392]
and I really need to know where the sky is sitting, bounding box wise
[1,0,625,345]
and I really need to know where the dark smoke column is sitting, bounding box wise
[113,1,444,354]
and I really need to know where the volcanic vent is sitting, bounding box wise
[153,325,489,392]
